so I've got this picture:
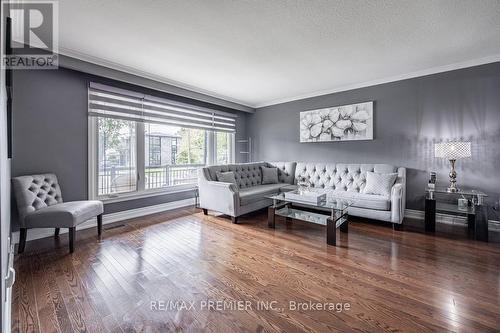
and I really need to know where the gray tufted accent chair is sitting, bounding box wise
[12,174,104,253]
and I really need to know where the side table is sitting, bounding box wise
[424,187,488,241]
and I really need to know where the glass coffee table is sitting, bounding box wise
[266,191,355,246]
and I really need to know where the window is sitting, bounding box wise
[148,136,162,166]
[144,123,208,190]
[216,131,231,164]
[171,138,178,164]
[97,118,136,196]
[88,83,236,200]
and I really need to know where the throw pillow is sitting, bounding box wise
[363,171,398,196]
[261,166,279,184]
[216,171,237,184]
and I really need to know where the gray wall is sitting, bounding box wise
[11,64,248,229]
[249,62,500,218]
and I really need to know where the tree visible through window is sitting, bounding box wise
[97,118,136,196]
[176,128,206,165]
[216,131,230,164]
[144,124,208,189]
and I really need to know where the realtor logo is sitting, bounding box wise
[3,1,59,69]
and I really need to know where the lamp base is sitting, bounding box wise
[447,159,458,193]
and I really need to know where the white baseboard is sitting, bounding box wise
[11,202,497,244]
[12,198,195,244]
[404,209,500,230]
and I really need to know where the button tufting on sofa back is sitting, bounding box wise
[12,173,64,220]
[206,162,268,189]
[295,163,397,192]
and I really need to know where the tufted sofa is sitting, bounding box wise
[198,162,296,223]
[294,163,406,224]
[198,162,406,225]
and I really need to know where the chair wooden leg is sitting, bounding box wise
[55,228,60,236]
[18,228,27,254]
[69,227,76,253]
[97,214,103,236]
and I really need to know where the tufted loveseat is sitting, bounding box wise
[198,161,406,225]
[198,162,296,223]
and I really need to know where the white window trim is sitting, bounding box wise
[88,117,235,203]
[88,117,98,200]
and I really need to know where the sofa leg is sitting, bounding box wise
[202,208,208,215]
[54,228,60,236]
[393,223,403,231]
[231,216,238,224]
[69,227,76,253]
[18,228,27,254]
[97,214,103,236]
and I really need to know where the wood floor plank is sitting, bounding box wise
[12,207,500,333]
[29,254,59,333]
[14,255,40,333]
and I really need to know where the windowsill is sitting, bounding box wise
[94,185,197,204]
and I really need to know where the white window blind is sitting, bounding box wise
[88,82,237,132]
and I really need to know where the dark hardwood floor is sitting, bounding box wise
[12,208,500,332]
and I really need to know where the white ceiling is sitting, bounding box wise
[59,0,500,108]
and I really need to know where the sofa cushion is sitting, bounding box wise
[261,167,279,184]
[216,171,237,184]
[25,200,104,228]
[305,188,391,211]
[267,162,297,184]
[336,191,391,210]
[238,184,285,206]
[363,171,398,197]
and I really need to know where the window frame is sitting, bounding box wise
[88,117,235,202]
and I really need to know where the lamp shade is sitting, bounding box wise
[434,141,471,159]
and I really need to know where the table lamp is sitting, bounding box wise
[434,141,471,192]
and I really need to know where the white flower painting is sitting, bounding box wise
[300,101,373,142]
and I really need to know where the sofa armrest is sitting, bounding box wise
[198,169,239,217]
[390,167,406,223]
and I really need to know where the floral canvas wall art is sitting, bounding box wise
[300,101,373,142]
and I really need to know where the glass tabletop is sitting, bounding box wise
[426,187,488,197]
[266,191,355,211]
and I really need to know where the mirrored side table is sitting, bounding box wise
[425,187,488,241]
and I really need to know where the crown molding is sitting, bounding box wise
[56,47,500,110]
[57,47,255,113]
[255,54,500,108]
